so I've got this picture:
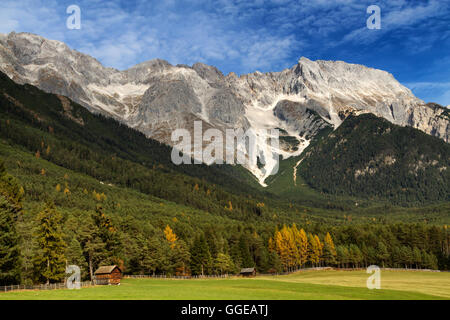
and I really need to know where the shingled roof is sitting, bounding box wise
[94,265,121,275]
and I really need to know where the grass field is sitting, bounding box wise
[1,270,449,300]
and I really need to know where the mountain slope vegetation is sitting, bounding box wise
[0,70,268,220]
[298,114,450,205]
[0,70,449,285]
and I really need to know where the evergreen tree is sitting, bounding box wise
[376,242,389,268]
[78,218,106,281]
[92,205,121,265]
[214,253,235,275]
[238,234,254,268]
[170,239,190,276]
[412,247,422,269]
[65,237,89,280]
[33,202,66,284]
[190,234,212,275]
[314,235,323,266]
[0,160,23,216]
[267,251,283,273]
[336,245,349,268]
[0,195,22,285]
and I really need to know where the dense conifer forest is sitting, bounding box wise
[0,71,449,285]
[299,114,450,205]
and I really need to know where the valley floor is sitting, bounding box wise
[1,270,449,300]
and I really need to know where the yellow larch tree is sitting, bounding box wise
[164,225,178,249]
[314,234,323,266]
[295,227,309,267]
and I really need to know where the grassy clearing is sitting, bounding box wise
[260,269,450,299]
[1,270,448,300]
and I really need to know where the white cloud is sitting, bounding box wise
[338,0,447,46]
[0,0,448,80]
[406,82,450,106]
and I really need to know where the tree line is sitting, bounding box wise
[1,158,450,286]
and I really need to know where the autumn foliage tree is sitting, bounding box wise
[322,232,337,265]
[269,224,332,271]
[164,225,178,249]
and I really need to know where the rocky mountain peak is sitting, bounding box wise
[0,32,448,185]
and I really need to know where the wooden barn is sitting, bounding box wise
[94,265,122,285]
[240,267,256,277]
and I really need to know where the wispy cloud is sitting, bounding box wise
[0,0,449,104]
[406,82,450,106]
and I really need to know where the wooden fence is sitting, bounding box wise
[0,267,443,293]
[0,281,93,293]
[124,274,231,279]
[123,267,334,280]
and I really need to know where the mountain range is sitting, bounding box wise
[0,31,449,189]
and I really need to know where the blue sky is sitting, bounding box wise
[1,0,449,105]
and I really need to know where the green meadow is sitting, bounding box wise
[1,270,449,300]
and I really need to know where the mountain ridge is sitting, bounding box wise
[1,31,449,185]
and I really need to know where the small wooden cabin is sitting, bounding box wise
[240,267,256,277]
[94,265,122,285]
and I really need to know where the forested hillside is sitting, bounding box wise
[0,71,267,220]
[299,114,450,205]
[0,71,449,286]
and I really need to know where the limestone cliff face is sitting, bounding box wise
[0,32,448,184]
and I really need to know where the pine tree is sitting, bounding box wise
[376,242,389,268]
[336,245,350,268]
[170,239,190,276]
[190,234,212,276]
[65,237,89,280]
[214,253,235,275]
[0,195,22,285]
[141,236,169,275]
[78,219,106,281]
[92,205,121,265]
[33,202,66,284]
[349,244,362,268]
[267,251,283,273]
[0,160,23,216]
[238,234,254,268]
[412,247,422,269]
[0,160,23,285]
[275,225,297,270]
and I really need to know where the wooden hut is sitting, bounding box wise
[94,265,122,285]
[240,267,256,277]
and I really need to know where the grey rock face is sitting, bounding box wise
[192,62,225,85]
[273,100,331,139]
[130,79,202,139]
